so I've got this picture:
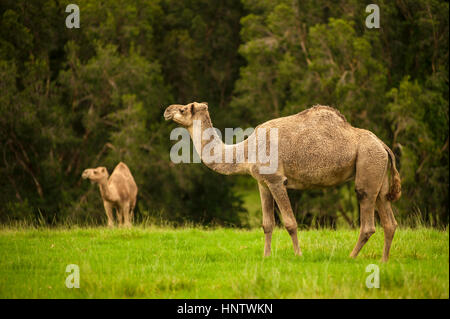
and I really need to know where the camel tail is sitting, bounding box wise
[383,143,402,202]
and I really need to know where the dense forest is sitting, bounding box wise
[0,0,448,227]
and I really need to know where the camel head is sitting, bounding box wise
[81,166,109,183]
[164,102,208,127]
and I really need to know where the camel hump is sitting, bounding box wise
[117,161,128,168]
[110,162,137,198]
[114,162,131,174]
[298,105,348,124]
[112,162,137,187]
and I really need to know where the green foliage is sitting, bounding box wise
[0,0,244,226]
[386,76,448,224]
[0,0,448,227]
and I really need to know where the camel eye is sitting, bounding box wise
[180,109,185,114]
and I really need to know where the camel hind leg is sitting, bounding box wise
[130,198,136,224]
[116,207,124,227]
[350,140,388,259]
[376,173,398,262]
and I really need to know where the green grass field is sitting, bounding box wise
[0,226,448,298]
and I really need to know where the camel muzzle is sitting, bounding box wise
[163,110,173,121]
[81,170,90,179]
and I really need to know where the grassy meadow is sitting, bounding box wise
[0,226,448,299]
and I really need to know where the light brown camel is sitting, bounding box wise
[82,162,138,228]
[164,102,401,261]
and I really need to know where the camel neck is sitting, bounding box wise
[98,179,113,201]
[188,112,249,176]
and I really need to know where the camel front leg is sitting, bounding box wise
[122,202,132,228]
[267,182,301,256]
[258,182,275,257]
[103,201,114,228]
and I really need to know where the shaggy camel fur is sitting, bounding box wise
[82,162,138,228]
[164,102,401,261]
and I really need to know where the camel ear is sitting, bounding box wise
[191,102,208,115]
[197,102,208,111]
